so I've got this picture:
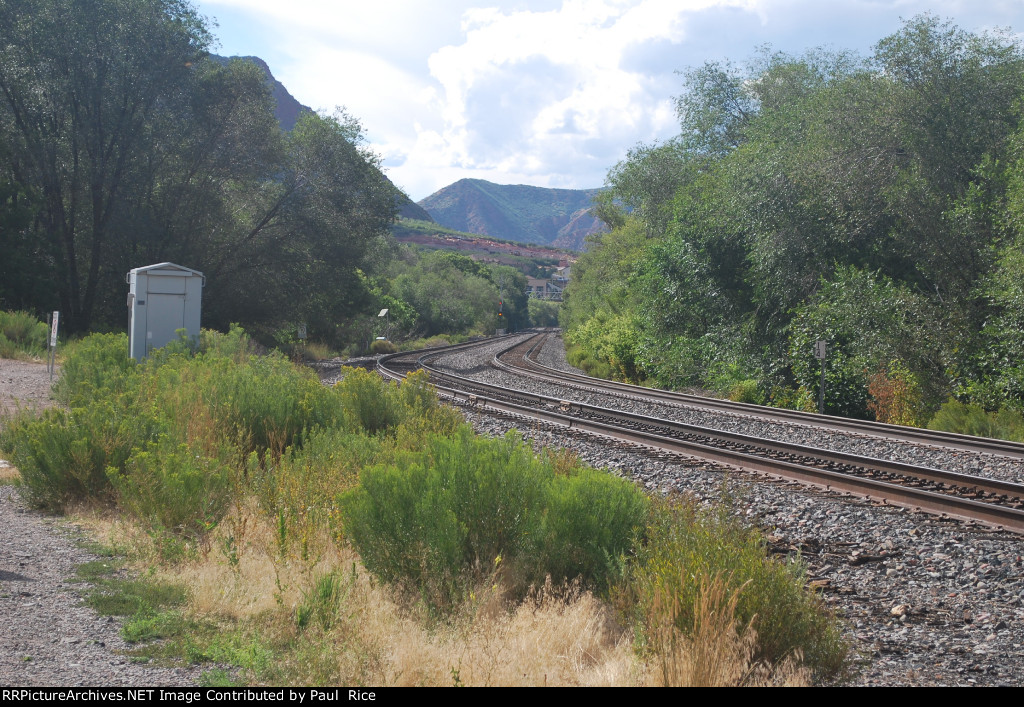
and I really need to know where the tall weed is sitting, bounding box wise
[620,497,848,681]
[649,574,810,686]
[259,428,382,559]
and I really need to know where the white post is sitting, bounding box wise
[48,311,59,380]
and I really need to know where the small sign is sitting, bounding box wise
[814,340,827,360]
[48,311,59,380]
[378,309,389,318]
[297,324,307,340]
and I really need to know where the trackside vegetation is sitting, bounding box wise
[0,328,850,685]
[0,311,48,360]
[562,16,1024,442]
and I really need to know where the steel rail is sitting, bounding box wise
[377,334,1024,534]
[382,358,1024,533]
[420,345,1024,501]
[493,332,1024,460]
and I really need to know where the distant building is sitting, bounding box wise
[528,267,569,301]
[551,265,570,294]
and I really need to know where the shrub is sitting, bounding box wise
[397,334,474,352]
[52,333,137,407]
[108,437,236,541]
[204,353,343,456]
[3,403,163,511]
[369,339,397,355]
[340,428,649,611]
[334,366,403,434]
[767,385,818,412]
[867,360,923,426]
[297,341,333,361]
[0,310,48,359]
[565,313,645,383]
[147,350,345,457]
[7,329,347,513]
[566,344,614,380]
[199,325,254,361]
[527,298,560,327]
[927,399,1024,441]
[727,380,764,405]
[259,427,382,555]
[620,497,849,681]
[639,334,723,392]
[538,468,650,595]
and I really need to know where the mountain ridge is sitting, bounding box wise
[418,178,606,250]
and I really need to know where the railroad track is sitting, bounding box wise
[378,332,1024,534]
[499,332,1024,460]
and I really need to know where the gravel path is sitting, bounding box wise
[0,359,204,687]
[0,359,58,416]
[446,333,1024,686]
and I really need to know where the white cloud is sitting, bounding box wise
[409,0,710,195]
[194,0,1024,200]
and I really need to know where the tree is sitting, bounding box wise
[0,2,400,342]
[566,16,1024,417]
[0,0,210,332]
[604,139,692,235]
[487,264,528,331]
[870,15,1024,298]
[391,251,499,338]
[788,266,954,417]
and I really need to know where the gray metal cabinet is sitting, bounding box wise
[126,262,205,360]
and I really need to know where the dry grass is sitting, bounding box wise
[65,502,814,687]
[367,581,639,687]
[0,459,20,484]
[70,502,640,686]
[648,575,810,687]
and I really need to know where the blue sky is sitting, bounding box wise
[191,1,1024,201]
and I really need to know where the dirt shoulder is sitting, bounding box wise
[0,358,58,417]
[0,359,205,686]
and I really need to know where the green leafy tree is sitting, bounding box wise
[0,0,211,332]
[789,267,954,417]
[391,251,500,338]
[0,2,399,344]
[569,16,1024,421]
[486,264,529,331]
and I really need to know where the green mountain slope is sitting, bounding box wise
[418,178,605,249]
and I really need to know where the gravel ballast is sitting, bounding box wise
[430,333,1024,484]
